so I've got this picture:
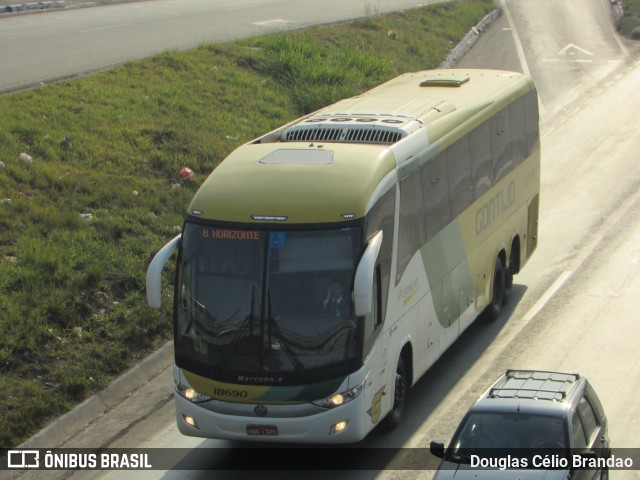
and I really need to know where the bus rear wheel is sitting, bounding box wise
[383,355,408,430]
[504,248,516,305]
[486,256,505,321]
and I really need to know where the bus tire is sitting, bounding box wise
[383,355,408,430]
[504,248,516,305]
[486,256,505,321]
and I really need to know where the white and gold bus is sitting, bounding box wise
[146,69,540,443]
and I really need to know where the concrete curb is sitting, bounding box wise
[440,9,503,68]
[0,1,65,14]
[19,341,174,449]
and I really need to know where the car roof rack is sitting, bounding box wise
[488,370,580,401]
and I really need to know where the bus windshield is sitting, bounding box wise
[175,222,362,383]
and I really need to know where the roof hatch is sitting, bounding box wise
[420,75,470,88]
[259,149,334,165]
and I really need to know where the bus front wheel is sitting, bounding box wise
[383,355,408,430]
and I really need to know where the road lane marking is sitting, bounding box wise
[253,19,298,27]
[522,271,573,322]
[496,0,530,77]
[82,24,131,33]
[558,43,593,56]
[496,0,539,115]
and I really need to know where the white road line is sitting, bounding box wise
[522,271,573,322]
[253,19,297,27]
[558,43,593,56]
[497,0,541,115]
[82,24,131,33]
[497,0,530,77]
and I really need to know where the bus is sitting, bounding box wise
[146,69,540,444]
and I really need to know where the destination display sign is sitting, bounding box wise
[200,228,261,241]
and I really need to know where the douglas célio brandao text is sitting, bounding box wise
[470,454,633,471]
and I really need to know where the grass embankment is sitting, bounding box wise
[619,0,640,38]
[0,0,494,447]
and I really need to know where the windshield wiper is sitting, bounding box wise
[212,285,257,376]
[267,290,304,371]
[448,452,472,464]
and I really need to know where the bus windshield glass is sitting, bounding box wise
[175,222,362,381]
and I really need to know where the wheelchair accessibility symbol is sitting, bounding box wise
[269,232,286,249]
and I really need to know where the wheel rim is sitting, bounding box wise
[393,364,406,414]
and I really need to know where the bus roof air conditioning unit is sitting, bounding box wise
[281,114,422,145]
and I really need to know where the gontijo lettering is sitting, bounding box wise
[475,180,516,235]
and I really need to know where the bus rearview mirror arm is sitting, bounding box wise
[353,231,383,317]
[146,234,181,308]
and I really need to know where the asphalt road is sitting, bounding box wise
[0,0,447,93]
[5,0,640,479]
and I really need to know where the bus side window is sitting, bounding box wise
[491,108,513,182]
[422,154,451,240]
[509,97,527,167]
[363,265,382,355]
[365,186,395,320]
[398,171,426,279]
[446,137,473,218]
[469,122,493,200]
[524,90,540,155]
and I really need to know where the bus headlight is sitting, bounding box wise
[313,382,364,409]
[330,420,349,435]
[176,383,212,403]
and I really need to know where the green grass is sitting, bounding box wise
[0,0,495,447]
[618,0,640,38]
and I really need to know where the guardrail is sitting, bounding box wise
[0,1,65,14]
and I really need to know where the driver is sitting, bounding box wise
[322,279,350,318]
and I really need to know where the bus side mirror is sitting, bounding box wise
[430,441,445,459]
[353,231,383,317]
[146,235,181,308]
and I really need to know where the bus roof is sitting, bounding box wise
[188,69,534,224]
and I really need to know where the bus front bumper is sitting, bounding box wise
[175,393,370,444]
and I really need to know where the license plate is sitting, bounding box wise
[246,424,278,436]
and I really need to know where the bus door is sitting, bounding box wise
[360,265,393,428]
